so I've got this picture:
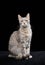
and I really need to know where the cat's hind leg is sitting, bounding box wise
[8,53,23,59]
[8,54,16,58]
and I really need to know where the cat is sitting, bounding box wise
[8,13,32,59]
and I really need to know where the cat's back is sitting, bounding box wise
[9,30,19,45]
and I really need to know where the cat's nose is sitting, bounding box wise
[24,23,25,24]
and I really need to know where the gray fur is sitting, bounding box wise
[8,13,32,59]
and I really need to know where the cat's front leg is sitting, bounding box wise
[26,48,32,59]
[23,47,27,57]
[26,43,32,59]
[28,45,32,59]
[22,44,27,57]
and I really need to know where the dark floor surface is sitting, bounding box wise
[0,51,45,65]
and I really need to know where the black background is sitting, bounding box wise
[0,0,45,51]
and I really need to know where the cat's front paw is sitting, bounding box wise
[26,55,32,60]
[29,55,32,58]
[16,53,23,59]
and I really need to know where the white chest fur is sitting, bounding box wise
[19,27,32,42]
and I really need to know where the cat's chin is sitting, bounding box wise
[22,26,27,28]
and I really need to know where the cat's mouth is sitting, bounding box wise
[23,26,27,28]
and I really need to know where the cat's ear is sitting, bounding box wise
[18,14,22,21]
[26,13,30,20]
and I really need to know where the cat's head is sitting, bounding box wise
[18,13,30,28]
